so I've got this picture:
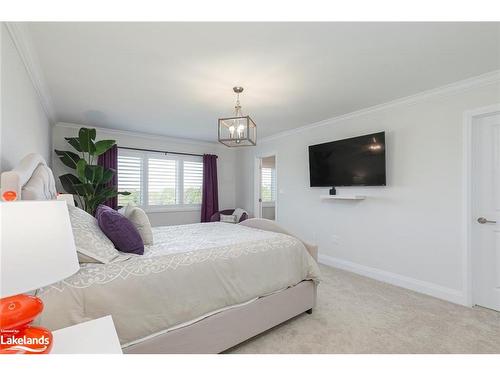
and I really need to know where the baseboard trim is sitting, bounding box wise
[318,254,467,306]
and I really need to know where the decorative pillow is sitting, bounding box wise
[67,205,121,263]
[220,214,237,224]
[232,208,248,222]
[96,205,144,255]
[118,203,154,245]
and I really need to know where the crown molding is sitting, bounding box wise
[5,22,56,124]
[54,122,225,148]
[261,69,500,143]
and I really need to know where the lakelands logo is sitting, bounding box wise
[1,335,50,346]
[0,332,50,353]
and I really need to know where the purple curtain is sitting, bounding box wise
[201,154,219,222]
[97,144,118,210]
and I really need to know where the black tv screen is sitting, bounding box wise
[308,132,386,187]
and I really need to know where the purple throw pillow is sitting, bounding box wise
[95,204,144,255]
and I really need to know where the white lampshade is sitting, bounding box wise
[0,200,79,297]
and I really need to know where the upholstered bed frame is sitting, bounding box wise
[1,154,318,354]
[0,154,57,201]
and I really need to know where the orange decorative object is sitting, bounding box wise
[1,191,17,202]
[0,295,53,354]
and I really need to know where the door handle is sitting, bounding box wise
[477,217,497,224]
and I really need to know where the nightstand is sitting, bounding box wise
[51,315,122,354]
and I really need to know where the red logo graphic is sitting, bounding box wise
[0,295,53,354]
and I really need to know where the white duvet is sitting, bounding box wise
[37,222,320,347]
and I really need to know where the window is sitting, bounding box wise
[117,149,203,209]
[148,158,177,205]
[261,167,276,203]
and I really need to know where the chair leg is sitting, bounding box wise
[306,308,313,315]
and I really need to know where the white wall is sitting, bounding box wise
[235,78,500,305]
[0,23,51,172]
[52,122,237,226]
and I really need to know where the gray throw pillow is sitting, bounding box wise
[67,205,122,263]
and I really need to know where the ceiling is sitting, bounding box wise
[28,22,500,142]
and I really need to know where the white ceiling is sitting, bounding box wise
[28,22,500,142]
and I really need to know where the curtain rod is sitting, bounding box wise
[117,146,212,158]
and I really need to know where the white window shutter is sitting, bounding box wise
[183,161,203,204]
[117,155,143,206]
[261,167,275,203]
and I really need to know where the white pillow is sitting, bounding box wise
[119,203,154,245]
[220,214,237,224]
[67,205,121,263]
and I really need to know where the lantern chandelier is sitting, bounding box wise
[218,86,257,147]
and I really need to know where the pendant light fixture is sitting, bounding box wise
[218,87,257,147]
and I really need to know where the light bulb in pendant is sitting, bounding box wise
[237,124,245,138]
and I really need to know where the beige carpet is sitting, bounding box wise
[227,264,500,354]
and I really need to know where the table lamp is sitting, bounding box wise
[0,200,79,354]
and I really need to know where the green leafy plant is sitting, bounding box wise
[55,127,129,215]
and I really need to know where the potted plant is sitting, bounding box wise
[55,127,129,215]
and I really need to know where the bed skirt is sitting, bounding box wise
[123,280,317,354]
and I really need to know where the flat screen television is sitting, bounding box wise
[308,132,386,187]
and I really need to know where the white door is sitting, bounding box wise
[471,112,500,311]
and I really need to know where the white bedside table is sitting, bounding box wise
[51,315,122,354]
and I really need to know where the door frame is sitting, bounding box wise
[254,152,278,220]
[463,103,500,306]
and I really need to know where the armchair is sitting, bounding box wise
[210,209,248,223]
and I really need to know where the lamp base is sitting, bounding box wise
[0,294,53,354]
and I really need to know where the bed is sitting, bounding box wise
[1,154,320,354]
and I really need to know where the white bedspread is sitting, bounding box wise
[37,222,320,346]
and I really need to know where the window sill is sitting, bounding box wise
[142,205,201,214]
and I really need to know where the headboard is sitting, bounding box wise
[0,153,57,201]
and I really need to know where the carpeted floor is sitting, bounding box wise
[227,264,500,353]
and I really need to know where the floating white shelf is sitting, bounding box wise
[320,195,366,200]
